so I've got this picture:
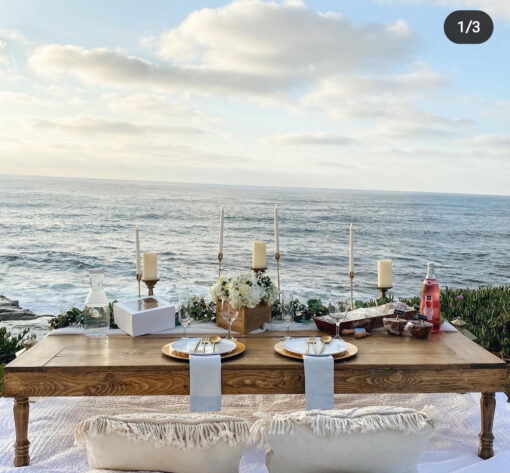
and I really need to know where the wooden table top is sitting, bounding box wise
[4,330,507,397]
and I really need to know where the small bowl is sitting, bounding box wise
[407,320,433,339]
[383,317,407,336]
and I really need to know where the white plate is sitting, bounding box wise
[283,337,348,356]
[172,337,236,356]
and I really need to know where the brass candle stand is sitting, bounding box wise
[349,271,354,309]
[136,273,142,298]
[143,278,159,296]
[376,286,392,299]
[251,267,267,276]
[218,252,223,277]
[275,252,281,293]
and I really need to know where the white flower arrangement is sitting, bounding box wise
[209,272,278,310]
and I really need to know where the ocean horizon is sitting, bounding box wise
[1,174,509,319]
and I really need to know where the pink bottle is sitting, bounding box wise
[420,263,441,333]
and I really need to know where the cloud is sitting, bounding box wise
[28,2,418,106]
[20,114,206,137]
[29,44,292,105]
[0,91,50,106]
[0,28,31,45]
[0,40,6,62]
[157,0,417,76]
[103,93,217,122]
[301,68,446,120]
[378,0,510,21]
[262,131,352,145]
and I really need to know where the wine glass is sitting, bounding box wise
[178,291,192,339]
[281,291,294,341]
[221,299,239,340]
[329,299,349,340]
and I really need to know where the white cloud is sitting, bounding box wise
[103,93,217,122]
[0,91,50,106]
[302,68,446,119]
[378,0,510,21]
[28,1,418,107]
[0,28,31,45]
[262,131,352,145]
[20,114,206,137]
[157,0,416,76]
[29,44,292,105]
[0,40,6,63]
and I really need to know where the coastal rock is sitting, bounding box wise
[0,295,46,320]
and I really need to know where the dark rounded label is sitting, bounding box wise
[444,10,493,44]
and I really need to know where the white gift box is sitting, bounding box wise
[113,296,175,337]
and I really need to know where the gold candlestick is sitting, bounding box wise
[349,271,354,309]
[251,267,267,277]
[376,286,392,299]
[136,273,142,298]
[143,278,159,296]
[275,252,281,293]
[218,252,223,278]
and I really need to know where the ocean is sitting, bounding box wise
[1,175,509,323]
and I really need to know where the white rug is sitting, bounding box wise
[0,392,509,473]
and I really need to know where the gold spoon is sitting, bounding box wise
[319,335,332,354]
[210,336,221,353]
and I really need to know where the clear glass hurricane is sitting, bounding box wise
[178,291,192,338]
[329,299,350,340]
[281,291,295,341]
[221,299,239,340]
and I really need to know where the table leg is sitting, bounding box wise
[478,392,496,459]
[13,397,30,467]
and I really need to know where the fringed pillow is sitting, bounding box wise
[249,406,435,473]
[75,413,251,473]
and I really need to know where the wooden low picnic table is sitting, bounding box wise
[3,329,507,467]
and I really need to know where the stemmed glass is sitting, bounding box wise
[178,291,192,339]
[280,291,295,341]
[221,299,239,340]
[329,299,350,340]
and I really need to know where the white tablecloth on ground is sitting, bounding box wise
[1,392,509,473]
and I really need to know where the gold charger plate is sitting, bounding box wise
[162,340,246,361]
[274,340,358,361]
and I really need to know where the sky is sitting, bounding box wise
[0,0,509,194]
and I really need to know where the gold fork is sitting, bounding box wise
[202,337,209,354]
[305,337,312,354]
[310,337,317,354]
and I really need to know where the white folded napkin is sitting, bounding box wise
[189,354,222,412]
[303,354,334,410]
[440,321,458,332]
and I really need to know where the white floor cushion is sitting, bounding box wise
[75,412,251,473]
[249,406,435,473]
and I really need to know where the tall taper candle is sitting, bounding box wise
[349,223,353,273]
[219,208,224,254]
[135,225,141,275]
[274,205,279,254]
[252,241,267,269]
[143,252,158,280]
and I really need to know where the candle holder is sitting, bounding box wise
[275,252,281,293]
[251,267,267,277]
[143,278,159,296]
[136,273,142,298]
[349,271,354,310]
[218,252,223,278]
[376,286,392,300]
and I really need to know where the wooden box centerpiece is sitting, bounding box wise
[216,300,272,335]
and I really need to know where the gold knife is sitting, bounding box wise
[192,339,201,354]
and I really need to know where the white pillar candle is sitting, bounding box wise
[135,225,141,275]
[274,205,279,254]
[143,252,158,280]
[219,208,224,254]
[377,259,392,287]
[349,223,353,274]
[252,241,267,269]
